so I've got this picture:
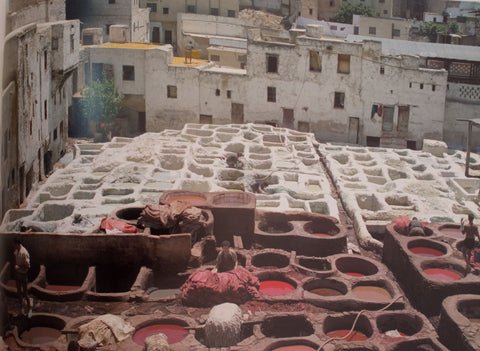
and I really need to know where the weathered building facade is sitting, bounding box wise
[357,15,414,40]
[1,1,81,219]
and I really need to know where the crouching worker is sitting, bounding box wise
[408,217,425,236]
[212,241,237,273]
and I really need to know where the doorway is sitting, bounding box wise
[231,103,244,124]
[282,108,294,129]
[348,117,359,144]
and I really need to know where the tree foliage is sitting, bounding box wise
[332,3,375,24]
[79,73,124,124]
[419,22,459,42]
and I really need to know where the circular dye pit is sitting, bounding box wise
[260,280,295,295]
[352,286,391,301]
[409,247,444,257]
[423,268,462,281]
[45,285,80,291]
[326,329,368,341]
[272,346,316,351]
[335,257,378,277]
[20,327,62,344]
[165,195,207,206]
[343,272,365,277]
[133,324,188,346]
[311,233,331,237]
[438,227,464,239]
[310,287,343,297]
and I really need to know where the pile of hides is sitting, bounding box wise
[204,303,243,348]
[392,217,426,235]
[100,218,139,234]
[78,314,135,347]
[143,333,171,351]
[138,202,209,243]
[180,267,260,307]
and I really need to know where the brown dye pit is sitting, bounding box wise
[260,280,295,295]
[310,288,343,297]
[133,324,188,345]
[351,286,391,301]
[326,329,368,341]
[423,268,462,281]
[165,195,207,206]
[20,327,62,344]
[438,226,464,239]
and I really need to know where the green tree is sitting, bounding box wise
[419,22,459,42]
[332,3,375,24]
[80,73,124,125]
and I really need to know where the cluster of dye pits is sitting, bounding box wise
[1,124,479,350]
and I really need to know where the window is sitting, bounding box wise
[380,66,385,74]
[238,55,247,62]
[420,83,424,89]
[392,29,400,37]
[163,7,170,15]
[60,121,64,137]
[432,85,436,91]
[383,10,388,14]
[228,10,235,17]
[398,106,409,132]
[337,54,350,74]
[309,51,322,72]
[187,5,196,13]
[211,54,220,62]
[44,100,48,119]
[44,50,47,70]
[123,65,135,81]
[210,8,219,16]
[3,130,7,160]
[330,25,337,30]
[51,38,58,50]
[267,87,276,102]
[200,115,212,124]
[109,0,115,4]
[106,24,112,35]
[167,85,177,98]
[298,121,310,132]
[330,1,335,6]
[309,8,313,15]
[227,90,232,99]
[53,128,58,140]
[146,3,157,12]
[83,34,93,45]
[369,27,376,35]
[379,0,385,2]
[334,92,344,108]
[366,136,380,147]
[382,106,394,131]
[266,54,278,73]
[70,34,75,53]
[215,89,220,96]
[30,121,32,135]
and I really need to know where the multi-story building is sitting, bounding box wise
[66,0,150,43]
[139,0,239,47]
[299,0,395,21]
[357,15,414,39]
[2,1,81,218]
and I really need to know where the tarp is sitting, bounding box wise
[180,267,260,307]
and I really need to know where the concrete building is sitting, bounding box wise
[240,0,295,16]
[66,0,150,43]
[2,16,81,219]
[298,0,395,21]
[295,17,356,38]
[357,15,414,40]
[140,0,240,47]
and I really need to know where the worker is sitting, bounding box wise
[408,217,425,236]
[460,214,480,271]
[212,241,238,273]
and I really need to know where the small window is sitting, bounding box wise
[215,89,220,96]
[392,29,400,37]
[60,121,64,136]
[334,92,345,108]
[330,25,337,30]
[228,10,235,17]
[383,10,388,14]
[380,66,385,74]
[3,130,7,160]
[267,86,276,102]
[53,128,58,140]
[420,83,424,89]
[266,54,278,73]
[200,114,212,124]
[187,5,196,13]
[70,34,75,53]
[309,51,322,72]
[211,54,220,62]
[330,1,335,6]
[106,24,112,35]
[210,8,219,16]
[109,0,115,4]
[369,27,376,35]
[409,82,412,88]
[366,136,380,147]
[337,54,350,74]
[44,50,48,70]
[44,100,48,119]
[379,0,385,2]
[30,120,32,135]
[51,38,58,50]
[167,85,177,98]
[432,85,436,91]
[227,90,232,99]
[83,34,93,45]
[238,55,247,63]
[123,65,135,81]
[163,7,169,15]
[309,8,313,15]
[146,3,157,12]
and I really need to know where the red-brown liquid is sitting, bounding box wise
[326,329,368,341]
[309,288,343,297]
[133,324,188,345]
[424,268,462,281]
[352,286,391,301]
[166,195,206,206]
[343,272,365,277]
[409,247,444,257]
[46,285,80,291]
[312,233,331,237]
[439,228,463,239]
[259,280,295,295]
[20,327,62,344]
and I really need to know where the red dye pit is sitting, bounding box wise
[343,272,365,277]
[312,233,331,237]
[272,346,316,351]
[259,280,295,295]
[165,196,206,206]
[6,280,17,288]
[20,327,62,344]
[424,268,462,281]
[310,288,343,297]
[46,285,80,291]
[352,286,391,301]
[326,329,368,341]
[133,324,188,345]
[409,247,444,257]
[439,228,463,239]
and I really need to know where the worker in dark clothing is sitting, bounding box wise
[212,241,238,273]
[408,217,425,236]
